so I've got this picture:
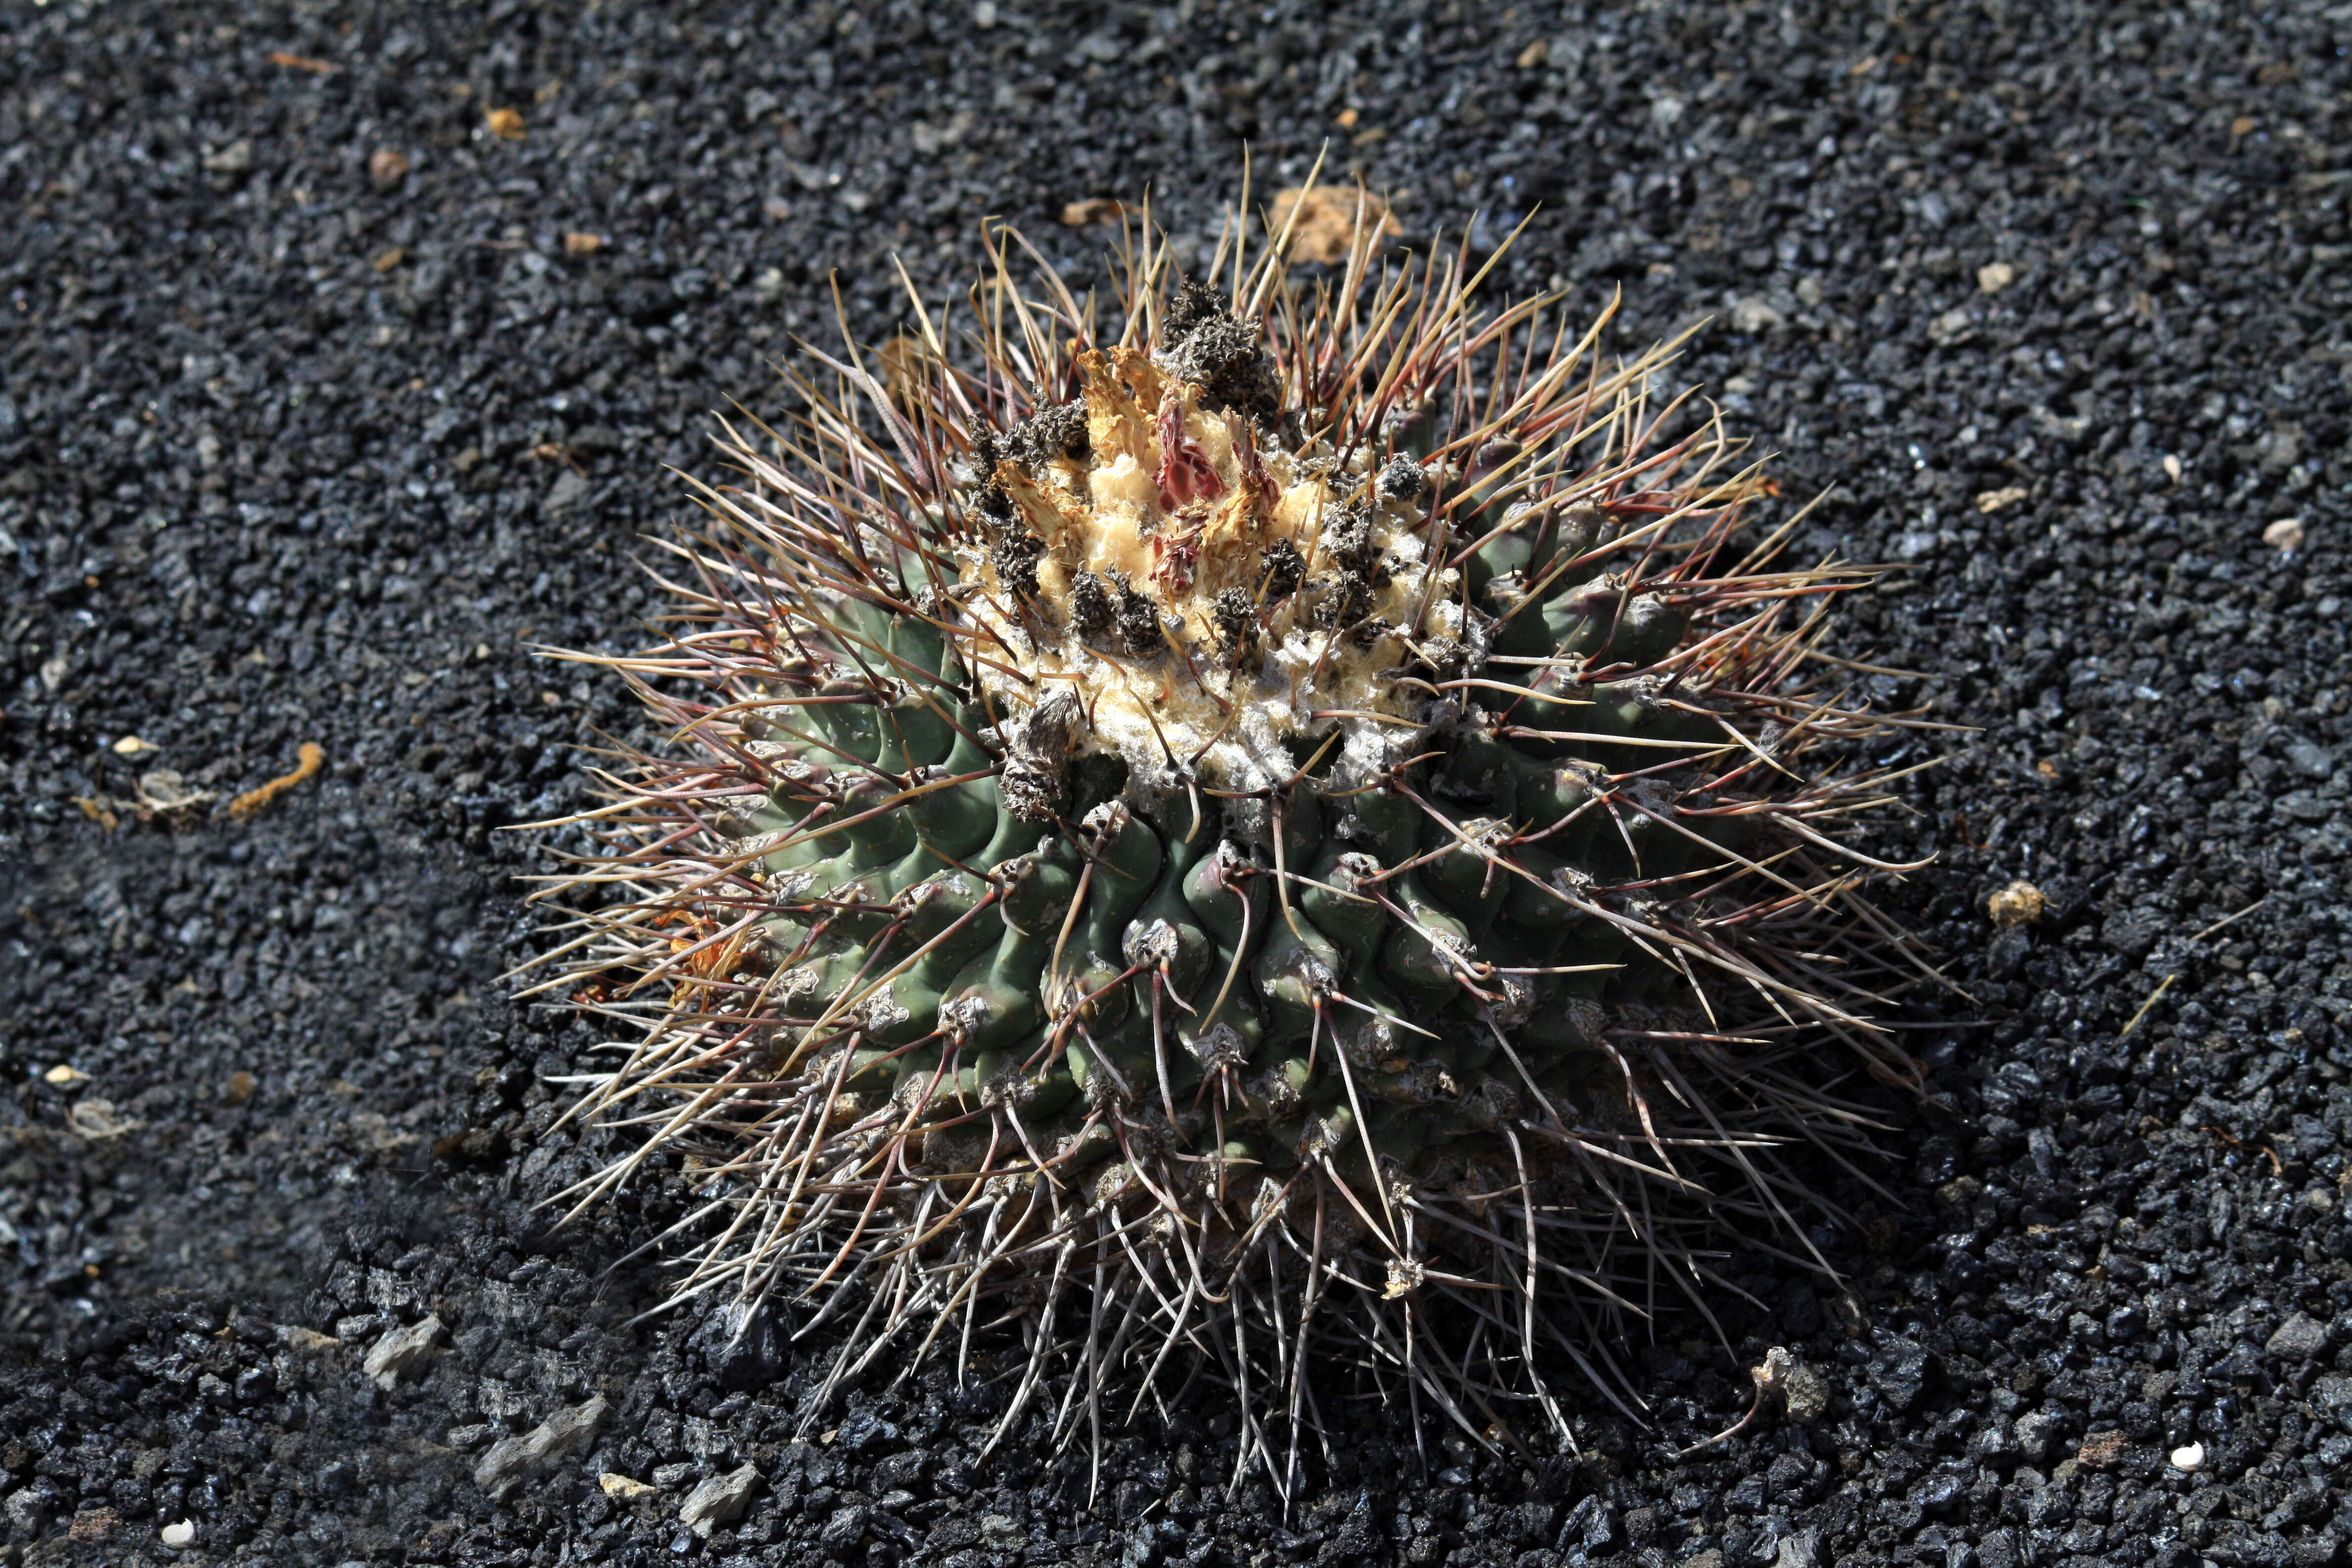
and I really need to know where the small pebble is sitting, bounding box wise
[2263,517,2305,552]
[160,1519,196,1550]
[363,1314,448,1388]
[2169,1441,2205,1471]
[2077,1429,2129,1468]
[1988,880,2046,928]
[679,1463,763,1537]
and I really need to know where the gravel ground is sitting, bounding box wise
[4,1,2351,1566]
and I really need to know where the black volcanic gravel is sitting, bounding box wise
[4,2,2351,1567]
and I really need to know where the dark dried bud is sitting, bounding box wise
[1108,571,1165,656]
[999,690,1079,823]
[1162,280,1278,421]
[1307,575,1372,629]
[969,482,1017,531]
[1319,503,1376,575]
[1212,587,1258,648]
[990,530,1045,596]
[1069,570,1115,640]
[1376,454,1425,501]
[1004,397,1089,467]
[966,429,1004,481]
[1259,539,1305,600]
[1161,278,1225,346]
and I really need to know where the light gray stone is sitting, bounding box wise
[2013,1408,2064,1465]
[543,470,591,514]
[679,1464,762,1538]
[362,1315,447,1388]
[1774,1528,1822,1568]
[473,1397,611,1495]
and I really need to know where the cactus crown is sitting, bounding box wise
[535,191,1927,1477]
[954,301,1452,813]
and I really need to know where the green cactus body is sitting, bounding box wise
[547,203,1917,1460]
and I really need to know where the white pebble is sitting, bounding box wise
[160,1519,197,1550]
[2169,1441,2205,1471]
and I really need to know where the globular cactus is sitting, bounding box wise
[534,196,1925,1469]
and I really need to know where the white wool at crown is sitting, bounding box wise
[951,352,1457,802]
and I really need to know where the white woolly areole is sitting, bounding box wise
[952,351,1457,797]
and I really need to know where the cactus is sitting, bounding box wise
[535,195,1926,1467]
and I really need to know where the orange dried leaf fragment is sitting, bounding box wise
[229,741,325,820]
